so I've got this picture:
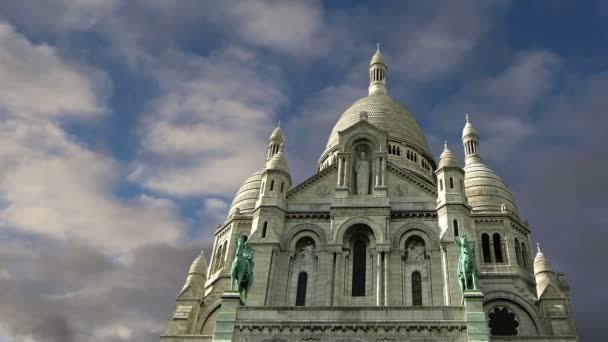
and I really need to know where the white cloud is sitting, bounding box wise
[130,48,286,197]
[0,21,107,119]
[0,22,184,253]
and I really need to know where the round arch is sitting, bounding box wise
[281,223,328,251]
[195,297,223,334]
[483,290,545,335]
[334,216,383,244]
[392,222,439,251]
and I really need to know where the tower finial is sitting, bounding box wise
[537,242,541,253]
[444,140,448,149]
[465,113,470,123]
[376,42,380,51]
[278,120,282,127]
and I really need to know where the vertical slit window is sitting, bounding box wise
[412,271,422,306]
[521,243,529,271]
[262,222,268,238]
[453,219,459,236]
[450,177,454,189]
[352,239,367,296]
[296,272,308,306]
[493,233,504,263]
[515,238,522,266]
[270,180,274,191]
[439,179,443,191]
[280,182,284,193]
[482,234,491,263]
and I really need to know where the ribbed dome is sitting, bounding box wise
[266,145,289,172]
[438,142,460,169]
[534,244,553,276]
[323,94,431,157]
[188,250,208,276]
[269,122,284,143]
[464,161,519,215]
[228,170,263,216]
[462,114,478,139]
[370,48,385,65]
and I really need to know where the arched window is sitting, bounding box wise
[450,177,454,189]
[514,238,522,266]
[493,233,504,263]
[439,179,443,191]
[521,242,529,271]
[270,180,274,191]
[262,222,268,238]
[296,272,308,306]
[212,244,222,273]
[453,219,459,236]
[220,241,227,268]
[488,306,519,336]
[412,271,422,306]
[352,239,367,296]
[482,234,491,263]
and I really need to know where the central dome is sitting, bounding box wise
[324,94,431,155]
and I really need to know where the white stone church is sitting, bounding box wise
[161,47,578,342]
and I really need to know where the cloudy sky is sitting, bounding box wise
[0,0,605,341]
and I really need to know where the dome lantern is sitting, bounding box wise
[368,43,388,95]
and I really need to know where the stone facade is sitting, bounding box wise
[161,47,579,342]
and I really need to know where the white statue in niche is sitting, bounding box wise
[355,151,370,194]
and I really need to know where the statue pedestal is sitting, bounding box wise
[463,290,489,342]
[211,291,243,342]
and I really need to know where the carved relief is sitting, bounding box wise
[392,183,408,197]
[316,184,330,198]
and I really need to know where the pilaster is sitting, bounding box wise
[211,291,243,342]
[463,290,489,342]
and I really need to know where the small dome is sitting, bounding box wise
[370,47,385,65]
[438,141,460,169]
[534,244,554,276]
[228,170,263,216]
[464,160,519,215]
[270,121,284,143]
[462,114,478,139]
[266,144,289,173]
[188,250,208,277]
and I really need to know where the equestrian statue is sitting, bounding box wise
[454,234,478,303]
[230,235,255,302]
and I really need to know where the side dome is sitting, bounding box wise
[463,161,519,215]
[322,94,432,159]
[228,170,263,216]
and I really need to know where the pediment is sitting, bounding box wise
[177,281,204,300]
[385,161,437,198]
[287,163,337,202]
[538,282,564,299]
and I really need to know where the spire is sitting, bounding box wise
[368,44,387,95]
[534,243,554,276]
[267,121,284,160]
[438,140,460,169]
[462,114,481,164]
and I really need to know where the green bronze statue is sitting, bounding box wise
[230,235,255,302]
[454,234,478,298]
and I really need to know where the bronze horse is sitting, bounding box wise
[230,235,255,302]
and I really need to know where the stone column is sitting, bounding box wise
[211,291,243,342]
[376,250,382,306]
[380,157,386,186]
[464,290,490,342]
[337,157,343,186]
[344,157,350,189]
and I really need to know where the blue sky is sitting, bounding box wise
[0,1,606,341]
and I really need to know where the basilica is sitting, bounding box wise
[161,47,578,342]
